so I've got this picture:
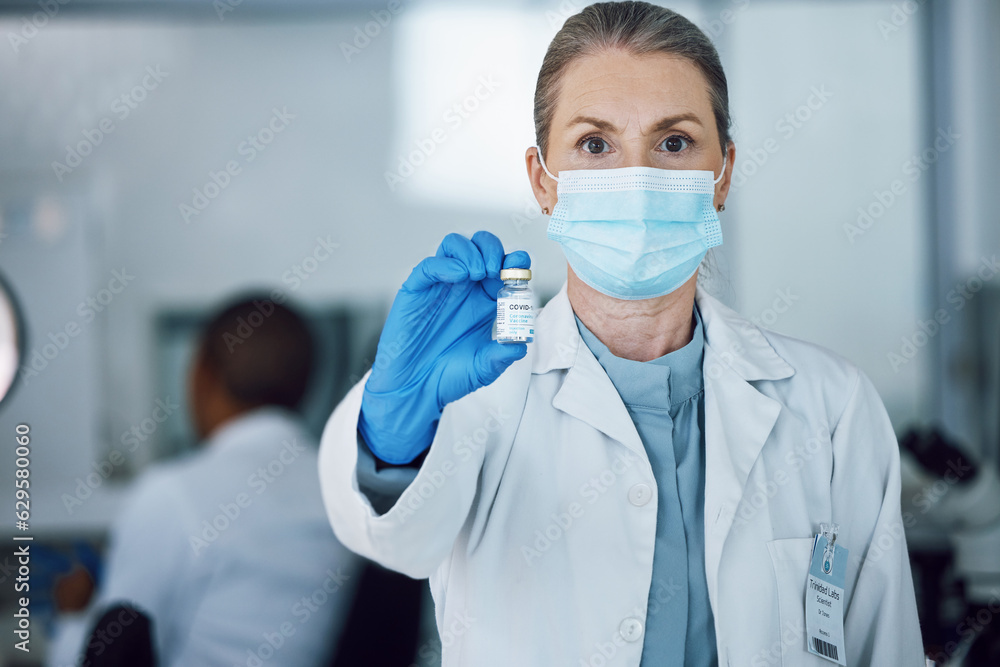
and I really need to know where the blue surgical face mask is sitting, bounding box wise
[536,146,725,300]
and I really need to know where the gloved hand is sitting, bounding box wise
[358,231,531,465]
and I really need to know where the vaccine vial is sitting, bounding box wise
[496,268,534,344]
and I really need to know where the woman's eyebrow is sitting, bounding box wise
[567,115,618,133]
[650,113,703,133]
[567,113,703,134]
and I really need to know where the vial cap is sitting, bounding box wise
[500,268,531,281]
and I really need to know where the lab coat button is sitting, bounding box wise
[628,483,651,506]
[619,617,643,642]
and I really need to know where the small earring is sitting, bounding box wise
[542,207,549,215]
[717,203,726,212]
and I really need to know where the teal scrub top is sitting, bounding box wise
[575,303,717,667]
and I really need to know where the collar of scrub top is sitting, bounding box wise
[534,144,727,185]
[574,303,706,408]
[529,284,795,383]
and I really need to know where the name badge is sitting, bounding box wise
[806,523,847,665]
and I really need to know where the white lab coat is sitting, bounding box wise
[48,408,359,667]
[317,284,924,666]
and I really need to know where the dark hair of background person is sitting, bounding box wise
[198,296,315,411]
[82,604,157,667]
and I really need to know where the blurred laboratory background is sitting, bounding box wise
[0,0,997,665]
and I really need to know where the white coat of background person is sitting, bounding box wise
[317,2,925,665]
[47,296,358,667]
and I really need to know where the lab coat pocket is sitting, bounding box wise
[766,537,829,667]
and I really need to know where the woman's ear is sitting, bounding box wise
[714,141,736,208]
[525,146,557,215]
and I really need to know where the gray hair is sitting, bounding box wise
[533,1,732,161]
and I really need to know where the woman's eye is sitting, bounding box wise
[661,135,689,152]
[584,137,609,154]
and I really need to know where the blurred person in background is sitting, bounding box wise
[46,294,359,667]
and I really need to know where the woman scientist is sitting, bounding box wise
[318,2,925,665]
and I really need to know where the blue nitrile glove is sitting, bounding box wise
[358,231,531,465]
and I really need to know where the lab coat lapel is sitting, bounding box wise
[695,287,794,612]
[701,351,781,610]
[533,285,647,461]
[532,284,798,606]
[552,341,648,461]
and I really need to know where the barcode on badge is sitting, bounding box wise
[812,637,839,661]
